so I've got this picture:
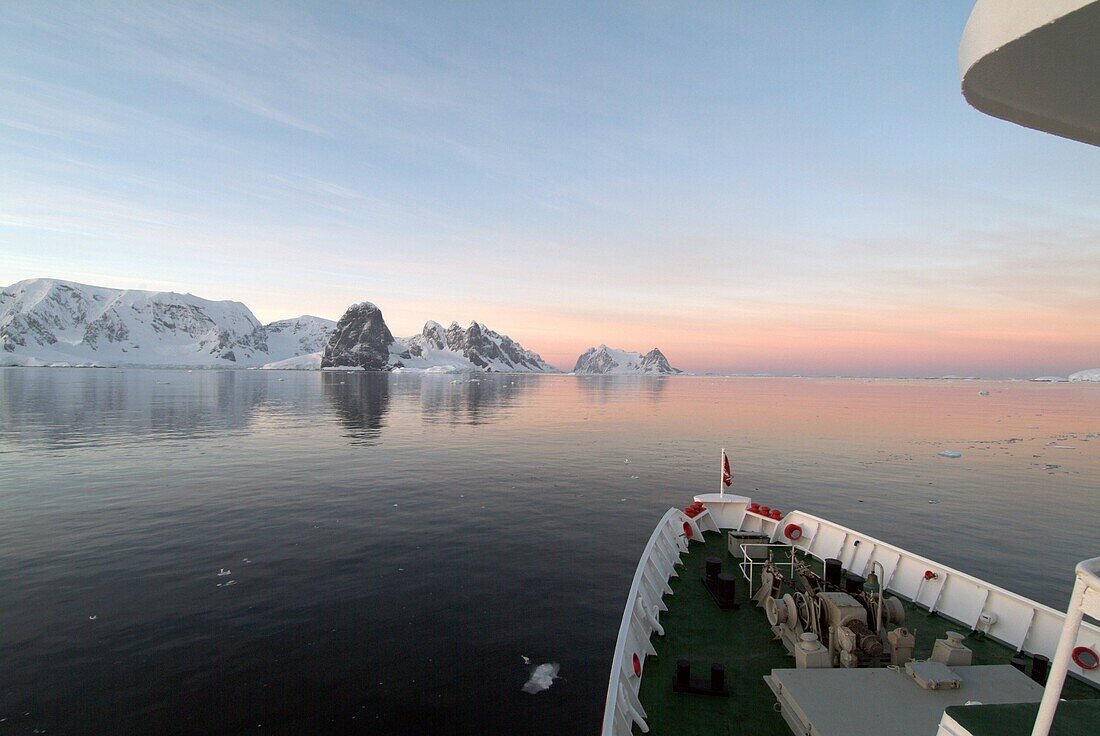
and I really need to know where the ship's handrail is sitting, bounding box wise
[745,508,1100,688]
[738,543,796,598]
[600,507,715,736]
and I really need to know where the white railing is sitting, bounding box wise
[599,507,718,736]
[738,543,796,598]
[1030,556,1100,736]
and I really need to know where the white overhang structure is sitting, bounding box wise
[959,0,1100,146]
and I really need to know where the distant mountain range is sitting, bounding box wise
[2,279,679,374]
[0,279,333,368]
[318,301,558,373]
[572,345,681,374]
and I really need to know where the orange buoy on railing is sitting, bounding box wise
[924,570,938,581]
[784,523,803,541]
[683,521,693,538]
[632,652,642,676]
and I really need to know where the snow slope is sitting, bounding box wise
[1,279,333,367]
[262,316,336,359]
[262,352,323,370]
[572,345,680,374]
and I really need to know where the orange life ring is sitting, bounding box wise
[784,523,803,541]
[1073,646,1099,670]
[632,652,642,676]
[924,570,937,581]
[683,521,693,538]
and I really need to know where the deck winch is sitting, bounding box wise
[760,557,912,669]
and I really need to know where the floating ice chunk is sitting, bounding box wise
[218,568,232,577]
[88,615,97,620]
[938,451,962,459]
[978,391,989,396]
[624,459,630,464]
[521,655,531,665]
[522,662,560,694]
[1050,445,1075,449]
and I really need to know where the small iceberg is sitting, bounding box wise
[938,451,962,459]
[522,662,560,694]
[1069,368,1100,382]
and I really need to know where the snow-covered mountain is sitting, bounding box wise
[262,316,337,359]
[572,345,680,374]
[0,278,334,367]
[403,319,555,372]
[319,303,558,373]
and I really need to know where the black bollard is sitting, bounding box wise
[717,573,738,609]
[824,558,843,587]
[705,556,722,581]
[675,659,691,690]
[1010,656,1027,673]
[845,573,866,596]
[1031,654,1049,685]
[710,663,725,693]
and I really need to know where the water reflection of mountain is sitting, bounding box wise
[0,368,273,449]
[0,369,540,451]
[410,373,534,426]
[574,374,669,404]
[321,371,391,444]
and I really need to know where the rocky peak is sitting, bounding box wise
[640,348,679,373]
[320,302,395,370]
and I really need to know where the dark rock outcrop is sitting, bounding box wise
[320,302,396,370]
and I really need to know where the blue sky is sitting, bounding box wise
[2,2,1098,375]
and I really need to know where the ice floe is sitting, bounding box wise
[522,662,560,694]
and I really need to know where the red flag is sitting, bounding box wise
[722,451,732,486]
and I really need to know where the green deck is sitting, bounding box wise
[634,531,1098,736]
[945,700,1100,736]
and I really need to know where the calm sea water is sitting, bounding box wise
[1,369,1097,734]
